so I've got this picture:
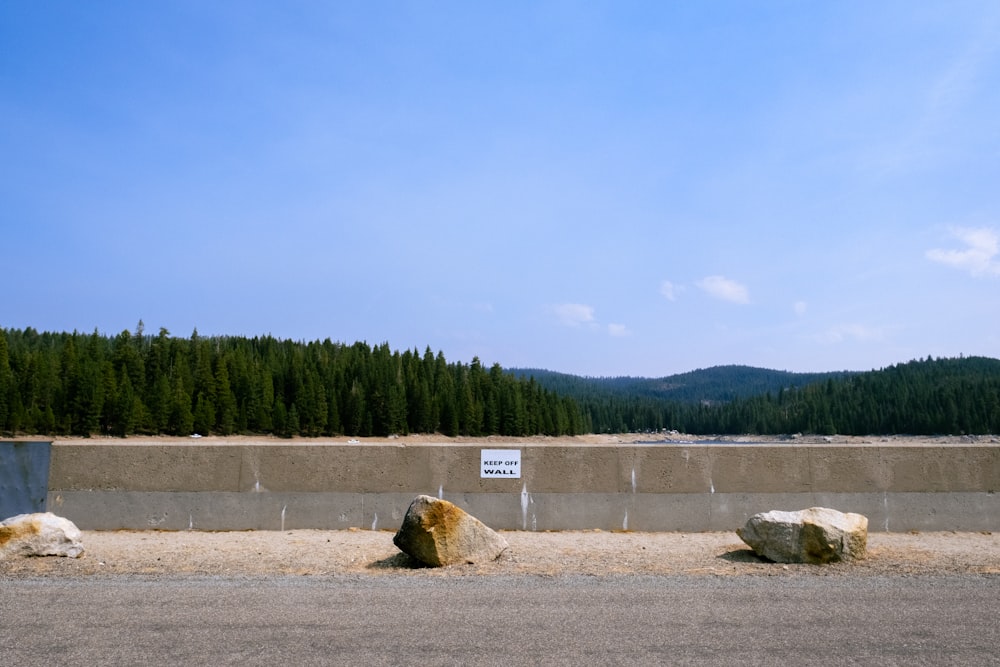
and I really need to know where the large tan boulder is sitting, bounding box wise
[737,507,868,564]
[0,512,85,559]
[393,495,509,567]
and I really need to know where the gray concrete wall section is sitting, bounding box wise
[44,442,1000,531]
[0,441,52,517]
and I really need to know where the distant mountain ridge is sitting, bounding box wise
[508,364,855,405]
[514,357,1000,435]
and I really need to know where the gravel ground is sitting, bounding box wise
[2,528,998,579]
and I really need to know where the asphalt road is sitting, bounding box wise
[2,574,998,666]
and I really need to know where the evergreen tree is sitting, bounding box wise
[287,403,301,436]
[214,355,238,435]
[0,330,12,432]
[112,372,138,436]
[168,375,194,436]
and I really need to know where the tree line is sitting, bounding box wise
[570,356,1000,436]
[0,325,585,438]
[2,325,998,438]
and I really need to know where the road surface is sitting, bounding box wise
[2,574,997,665]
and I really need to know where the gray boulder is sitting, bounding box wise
[0,512,85,559]
[737,507,868,564]
[393,495,509,566]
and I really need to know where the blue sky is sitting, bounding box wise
[3,2,999,377]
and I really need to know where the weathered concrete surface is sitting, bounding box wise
[44,440,1000,531]
[0,441,51,517]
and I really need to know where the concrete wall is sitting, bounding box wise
[44,441,1000,532]
[0,441,51,518]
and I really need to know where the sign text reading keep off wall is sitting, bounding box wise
[480,449,521,478]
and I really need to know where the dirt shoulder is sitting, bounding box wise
[2,529,998,579]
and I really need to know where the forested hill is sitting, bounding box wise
[2,326,999,437]
[515,357,1000,435]
[725,355,1000,436]
[508,365,853,405]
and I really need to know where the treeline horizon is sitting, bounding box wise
[0,325,585,438]
[2,325,999,438]
[549,356,1000,436]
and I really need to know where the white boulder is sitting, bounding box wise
[0,512,85,559]
[393,495,509,567]
[737,507,868,564]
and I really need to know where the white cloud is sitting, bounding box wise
[607,323,630,337]
[816,323,887,344]
[696,275,750,304]
[926,226,1000,276]
[552,303,630,337]
[660,280,680,301]
[553,303,595,327]
[793,301,808,316]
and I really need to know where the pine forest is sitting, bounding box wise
[2,325,999,438]
[0,326,584,438]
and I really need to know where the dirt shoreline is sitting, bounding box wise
[3,528,998,579]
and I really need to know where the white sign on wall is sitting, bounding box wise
[480,449,521,478]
